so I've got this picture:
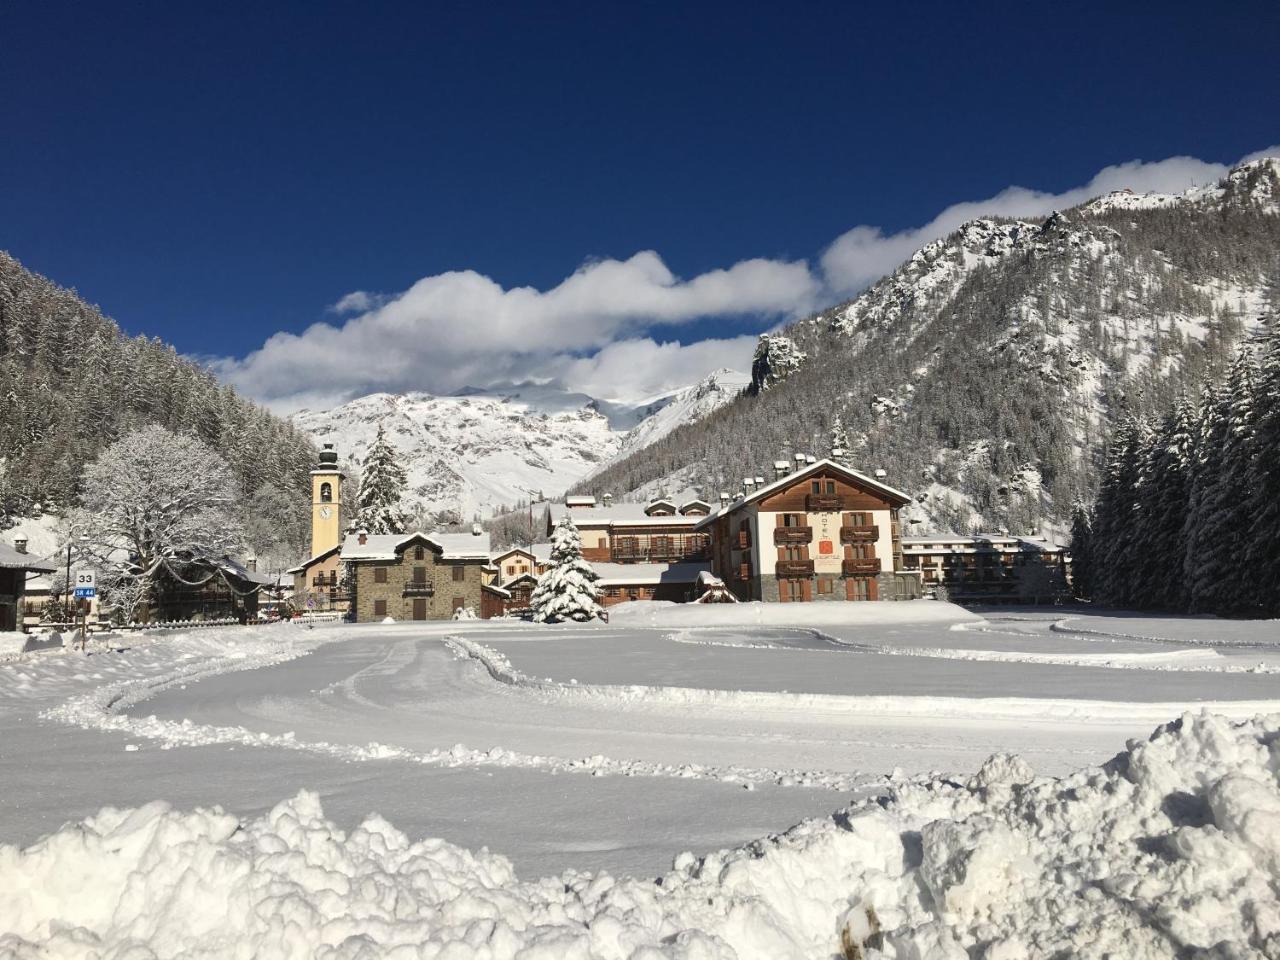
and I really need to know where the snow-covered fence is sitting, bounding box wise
[293,611,344,625]
[121,618,243,633]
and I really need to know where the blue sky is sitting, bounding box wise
[3,1,1278,409]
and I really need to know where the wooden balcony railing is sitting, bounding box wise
[773,526,813,545]
[403,582,434,596]
[842,558,881,576]
[805,494,844,512]
[775,559,815,577]
[840,525,879,543]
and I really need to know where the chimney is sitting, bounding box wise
[358,529,369,546]
[754,476,764,486]
[719,491,731,506]
[874,468,887,479]
[831,447,846,459]
[742,477,755,494]
[602,493,613,506]
[805,455,816,465]
[794,453,806,466]
[774,460,789,480]
[471,523,483,536]
[246,556,257,572]
[13,537,27,555]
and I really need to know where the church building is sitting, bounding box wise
[286,443,349,613]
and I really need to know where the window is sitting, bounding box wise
[452,565,466,582]
[782,545,807,561]
[414,546,425,560]
[817,577,834,595]
[373,599,387,617]
[826,480,836,494]
[506,565,515,575]
[413,566,427,583]
[374,567,387,584]
[811,481,821,494]
[319,482,332,503]
[782,513,805,527]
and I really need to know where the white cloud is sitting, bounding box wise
[222,145,1280,412]
[217,251,817,411]
[328,291,380,314]
[550,335,758,403]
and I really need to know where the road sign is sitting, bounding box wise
[73,569,96,600]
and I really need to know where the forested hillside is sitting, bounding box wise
[577,159,1280,533]
[0,251,316,565]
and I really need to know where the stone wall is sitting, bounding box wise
[351,550,485,622]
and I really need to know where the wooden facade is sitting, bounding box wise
[698,460,919,604]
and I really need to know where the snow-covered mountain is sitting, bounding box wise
[581,157,1280,534]
[292,370,747,522]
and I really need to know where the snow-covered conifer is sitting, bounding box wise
[1245,317,1280,615]
[1136,399,1196,610]
[354,426,410,535]
[1068,503,1093,600]
[529,515,603,623]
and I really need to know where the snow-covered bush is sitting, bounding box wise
[529,516,603,623]
[451,605,478,621]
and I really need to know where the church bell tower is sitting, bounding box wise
[310,443,344,558]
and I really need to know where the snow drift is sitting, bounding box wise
[3,711,1279,959]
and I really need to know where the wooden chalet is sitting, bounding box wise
[695,458,921,603]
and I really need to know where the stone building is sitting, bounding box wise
[342,530,491,621]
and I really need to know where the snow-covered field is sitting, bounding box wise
[2,604,1279,957]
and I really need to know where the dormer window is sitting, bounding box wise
[319,482,333,503]
[414,545,425,560]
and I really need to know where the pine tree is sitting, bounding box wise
[1245,317,1280,616]
[1091,415,1147,606]
[529,516,603,622]
[1136,399,1195,610]
[354,426,410,535]
[1068,503,1093,600]
[1185,348,1257,614]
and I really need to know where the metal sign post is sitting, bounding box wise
[73,571,96,651]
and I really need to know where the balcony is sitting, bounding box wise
[773,526,813,545]
[311,576,338,588]
[403,582,434,596]
[842,558,881,576]
[840,525,879,543]
[805,493,844,512]
[775,559,815,577]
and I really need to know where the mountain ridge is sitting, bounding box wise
[575,158,1280,534]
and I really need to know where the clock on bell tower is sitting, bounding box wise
[310,443,345,558]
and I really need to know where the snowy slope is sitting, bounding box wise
[292,370,747,520]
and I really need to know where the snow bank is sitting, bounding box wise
[3,712,1279,958]
[608,598,981,628]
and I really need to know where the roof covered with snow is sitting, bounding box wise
[591,561,710,586]
[341,531,492,562]
[558,500,704,528]
[0,543,57,572]
[901,534,1066,553]
[694,459,912,528]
